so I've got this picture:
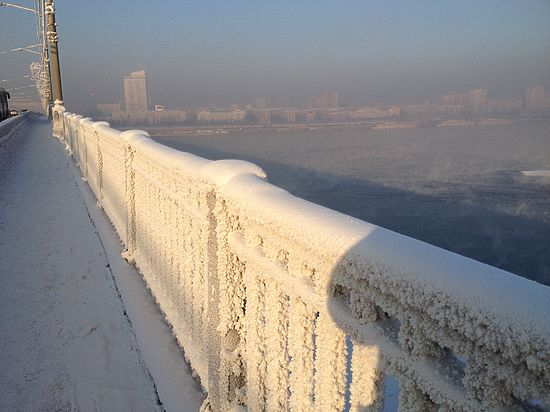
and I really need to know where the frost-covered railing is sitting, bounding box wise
[56,113,549,411]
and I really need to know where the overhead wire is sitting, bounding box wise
[0,44,42,55]
[6,84,36,91]
[1,1,49,110]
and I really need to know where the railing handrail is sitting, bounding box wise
[56,112,550,411]
[219,165,549,329]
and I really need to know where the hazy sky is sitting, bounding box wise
[2,0,550,112]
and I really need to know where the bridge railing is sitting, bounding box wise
[56,113,549,411]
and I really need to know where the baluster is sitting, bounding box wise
[244,272,267,411]
[264,284,290,410]
[124,140,135,252]
[314,310,348,411]
[288,297,315,411]
[350,340,384,411]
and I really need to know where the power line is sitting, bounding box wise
[0,75,31,83]
[6,84,35,90]
[1,1,51,113]
[0,43,42,56]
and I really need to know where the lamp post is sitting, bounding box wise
[44,0,64,135]
[1,1,53,116]
[0,2,35,13]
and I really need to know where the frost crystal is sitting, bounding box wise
[58,112,550,411]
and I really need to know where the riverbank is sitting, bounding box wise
[121,117,521,137]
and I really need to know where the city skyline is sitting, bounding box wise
[96,73,549,127]
[101,71,549,114]
[1,1,549,113]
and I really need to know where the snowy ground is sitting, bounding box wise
[0,116,204,411]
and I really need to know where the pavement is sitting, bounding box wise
[0,116,203,411]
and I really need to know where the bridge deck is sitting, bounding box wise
[0,117,203,411]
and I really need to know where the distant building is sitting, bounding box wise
[155,104,165,111]
[96,103,120,116]
[526,87,545,110]
[441,92,468,106]
[487,98,523,114]
[327,92,339,108]
[258,110,271,124]
[197,109,245,123]
[124,70,149,113]
[308,92,339,108]
[435,105,465,116]
[468,89,488,115]
[112,109,187,126]
[403,104,434,119]
[442,89,489,115]
[273,96,290,107]
[285,110,296,123]
[255,97,270,109]
[267,109,298,123]
[323,110,350,122]
[349,106,400,120]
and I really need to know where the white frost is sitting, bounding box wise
[58,111,550,411]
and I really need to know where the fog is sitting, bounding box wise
[154,121,550,286]
[2,1,550,279]
[2,1,550,112]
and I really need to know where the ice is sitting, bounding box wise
[522,170,550,177]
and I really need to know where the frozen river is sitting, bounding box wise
[153,120,550,286]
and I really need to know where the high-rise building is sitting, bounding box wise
[124,70,149,113]
[468,89,488,115]
[327,92,339,108]
[441,92,467,106]
[308,92,339,108]
[526,87,545,110]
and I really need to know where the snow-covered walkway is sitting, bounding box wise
[0,117,203,410]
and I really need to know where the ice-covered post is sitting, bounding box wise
[45,0,65,137]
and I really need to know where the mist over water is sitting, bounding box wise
[154,120,550,286]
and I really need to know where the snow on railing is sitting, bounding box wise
[56,113,550,411]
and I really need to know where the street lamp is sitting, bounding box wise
[1,1,55,115]
[44,0,64,134]
[0,2,36,14]
[1,0,63,123]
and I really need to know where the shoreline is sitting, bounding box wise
[117,117,531,137]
